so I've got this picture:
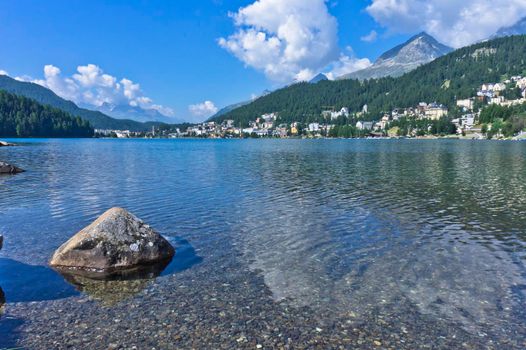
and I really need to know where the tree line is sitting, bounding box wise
[0,90,94,137]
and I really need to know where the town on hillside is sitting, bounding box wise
[95,76,526,140]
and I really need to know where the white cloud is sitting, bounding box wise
[367,0,526,48]
[188,101,219,119]
[219,0,340,83]
[325,48,372,80]
[23,64,175,117]
[361,30,378,43]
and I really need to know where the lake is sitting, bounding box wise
[0,139,525,349]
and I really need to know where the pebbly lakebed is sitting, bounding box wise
[0,138,525,349]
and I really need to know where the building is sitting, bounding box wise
[290,122,299,135]
[308,123,320,132]
[424,103,448,120]
[356,121,374,130]
[490,96,505,105]
[456,98,474,110]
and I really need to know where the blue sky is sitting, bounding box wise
[1,0,525,122]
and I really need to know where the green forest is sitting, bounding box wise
[0,90,94,137]
[212,35,526,126]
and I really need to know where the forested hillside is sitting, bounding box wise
[0,75,167,131]
[0,90,93,137]
[213,35,526,126]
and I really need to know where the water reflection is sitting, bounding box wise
[232,140,526,335]
[0,139,525,345]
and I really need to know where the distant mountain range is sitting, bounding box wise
[92,102,183,124]
[339,32,453,80]
[492,16,526,38]
[0,75,171,131]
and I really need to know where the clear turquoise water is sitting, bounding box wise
[0,139,525,348]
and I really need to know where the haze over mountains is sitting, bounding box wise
[492,16,526,39]
[92,102,184,124]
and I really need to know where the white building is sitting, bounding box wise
[356,121,374,130]
[308,123,320,132]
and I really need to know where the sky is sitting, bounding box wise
[1,0,525,123]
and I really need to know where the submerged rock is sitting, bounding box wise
[0,235,3,250]
[50,207,175,272]
[58,259,171,306]
[0,162,24,174]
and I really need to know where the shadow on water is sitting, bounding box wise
[0,258,79,303]
[0,238,201,306]
[52,237,202,306]
[0,238,202,346]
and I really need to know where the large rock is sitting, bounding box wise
[50,208,175,272]
[0,162,24,174]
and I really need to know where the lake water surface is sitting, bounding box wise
[0,139,525,349]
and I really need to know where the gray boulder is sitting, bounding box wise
[0,162,24,174]
[50,208,175,272]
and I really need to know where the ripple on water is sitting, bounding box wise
[0,138,525,348]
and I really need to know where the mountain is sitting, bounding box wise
[94,103,183,124]
[339,32,453,80]
[208,89,273,121]
[492,17,526,38]
[0,75,168,131]
[211,35,526,126]
[209,101,251,120]
[309,73,329,84]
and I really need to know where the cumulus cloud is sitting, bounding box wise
[188,101,219,118]
[324,47,372,80]
[25,64,175,117]
[219,0,340,82]
[367,0,526,48]
[361,30,378,43]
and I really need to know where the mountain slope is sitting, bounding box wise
[0,75,167,131]
[0,89,93,137]
[212,35,526,126]
[492,17,526,38]
[340,32,453,80]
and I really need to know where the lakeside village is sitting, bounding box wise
[96,77,526,140]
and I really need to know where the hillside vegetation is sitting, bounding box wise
[212,35,526,126]
[0,90,93,137]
